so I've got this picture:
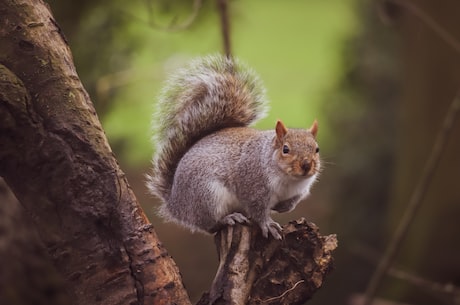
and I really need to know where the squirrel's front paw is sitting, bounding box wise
[260,220,283,240]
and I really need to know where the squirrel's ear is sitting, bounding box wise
[275,120,288,143]
[309,119,318,138]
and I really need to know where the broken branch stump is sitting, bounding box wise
[197,218,337,305]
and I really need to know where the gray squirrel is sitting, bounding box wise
[147,55,320,240]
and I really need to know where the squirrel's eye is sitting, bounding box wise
[282,145,290,154]
[315,147,320,153]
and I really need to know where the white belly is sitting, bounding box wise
[268,174,316,207]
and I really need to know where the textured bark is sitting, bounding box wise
[0,1,191,304]
[0,178,72,305]
[197,219,337,305]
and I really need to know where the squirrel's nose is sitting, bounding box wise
[301,160,311,173]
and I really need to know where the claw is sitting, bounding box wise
[260,220,283,240]
[221,212,249,226]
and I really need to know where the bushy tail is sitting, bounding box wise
[147,54,268,202]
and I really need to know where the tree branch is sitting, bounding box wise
[217,0,232,57]
[198,219,337,305]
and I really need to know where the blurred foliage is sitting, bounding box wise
[313,1,401,303]
[48,0,357,165]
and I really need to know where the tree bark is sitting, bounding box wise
[197,219,337,305]
[0,178,72,305]
[0,1,191,304]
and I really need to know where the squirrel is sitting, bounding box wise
[147,55,320,240]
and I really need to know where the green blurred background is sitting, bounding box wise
[45,0,460,304]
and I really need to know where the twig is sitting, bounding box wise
[384,0,460,54]
[389,268,460,305]
[363,91,460,305]
[352,244,460,304]
[262,280,305,303]
[217,0,232,58]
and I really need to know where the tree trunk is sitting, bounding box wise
[0,178,72,305]
[0,1,191,304]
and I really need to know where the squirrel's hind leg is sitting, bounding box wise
[207,180,250,232]
[253,218,282,240]
[248,204,283,240]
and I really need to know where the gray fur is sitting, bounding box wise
[147,55,319,240]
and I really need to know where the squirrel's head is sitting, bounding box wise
[273,120,320,179]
